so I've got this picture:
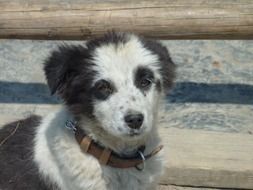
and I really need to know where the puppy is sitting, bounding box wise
[0,31,175,190]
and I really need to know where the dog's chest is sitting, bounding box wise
[37,111,163,190]
[57,137,163,190]
[58,153,162,190]
[101,158,162,190]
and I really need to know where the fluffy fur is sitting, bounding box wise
[0,32,175,190]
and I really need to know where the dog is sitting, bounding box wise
[0,31,175,190]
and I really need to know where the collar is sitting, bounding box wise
[65,120,163,170]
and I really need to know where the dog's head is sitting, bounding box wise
[44,32,175,139]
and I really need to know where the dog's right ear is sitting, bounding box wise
[44,45,90,95]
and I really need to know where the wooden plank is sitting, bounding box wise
[0,104,59,124]
[159,126,253,189]
[0,0,253,40]
[159,103,253,135]
[0,104,59,126]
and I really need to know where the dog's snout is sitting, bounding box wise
[124,113,144,129]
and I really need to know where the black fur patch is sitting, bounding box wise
[0,116,57,190]
[134,66,154,93]
[44,45,97,119]
[155,80,162,92]
[92,79,115,101]
[140,38,175,94]
[43,32,129,120]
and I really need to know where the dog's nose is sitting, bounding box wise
[124,113,144,129]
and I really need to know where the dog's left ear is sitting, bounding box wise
[44,45,91,96]
[141,39,176,93]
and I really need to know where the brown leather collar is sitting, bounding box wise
[67,121,163,169]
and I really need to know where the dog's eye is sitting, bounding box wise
[140,78,152,88]
[93,80,114,100]
[135,67,154,91]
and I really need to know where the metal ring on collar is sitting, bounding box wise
[135,150,146,171]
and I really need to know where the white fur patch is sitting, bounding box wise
[34,107,164,190]
[91,35,163,139]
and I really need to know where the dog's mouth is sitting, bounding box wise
[129,131,140,136]
[127,128,144,137]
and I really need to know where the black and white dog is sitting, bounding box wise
[0,32,175,190]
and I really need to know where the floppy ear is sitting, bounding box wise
[141,39,176,92]
[156,43,176,91]
[44,45,91,95]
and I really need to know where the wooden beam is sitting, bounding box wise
[159,126,253,189]
[0,0,253,40]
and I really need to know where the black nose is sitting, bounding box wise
[124,113,144,129]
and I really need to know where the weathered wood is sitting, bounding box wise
[0,0,253,40]
[0,104,60,123]
[159,126,253,189]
